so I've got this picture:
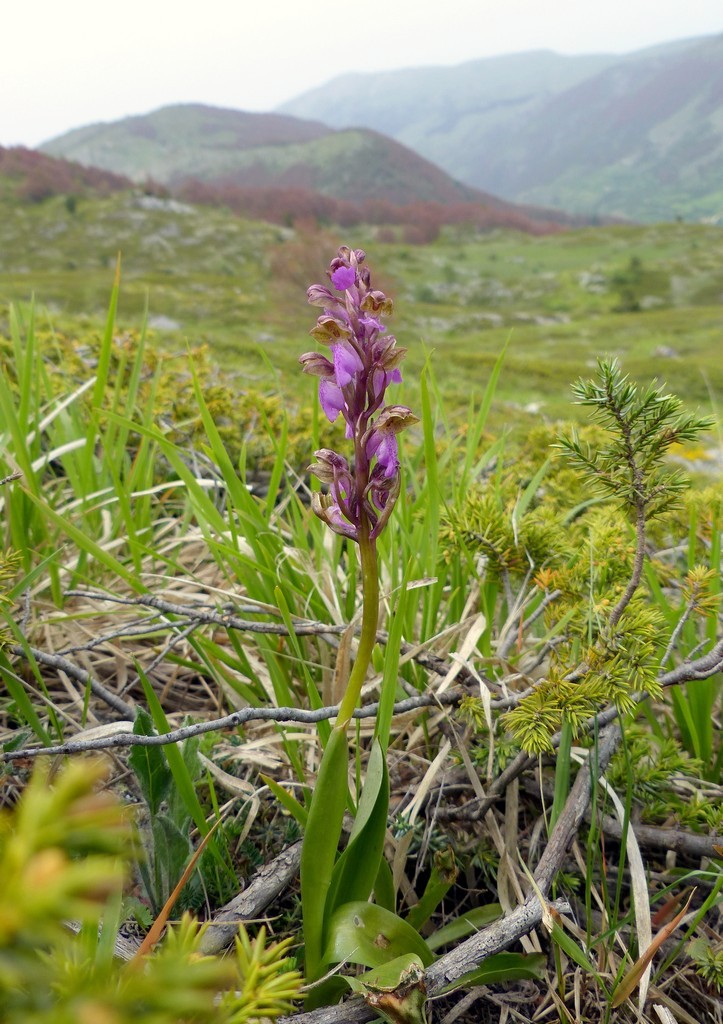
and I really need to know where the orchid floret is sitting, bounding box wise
[300,246,418,541]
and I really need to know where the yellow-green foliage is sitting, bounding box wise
[503,509,668,753]
[448,361,714,755]
[0,759,301,1023]
[689,937,723,994]
[439,479,567,579]
[0,323,316,477]
[606,724,712,827]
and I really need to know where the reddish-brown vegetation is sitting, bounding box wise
[0,146,133,202]
[1,143,580,238]
[174,179,570,238]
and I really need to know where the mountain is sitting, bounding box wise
[41,104,488,206]
[279,49,618,155]
[278,35,723,221]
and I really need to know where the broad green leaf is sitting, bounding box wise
[343,954,426,995]
[326,739,389,917]
[300,726,350,980]
[323,901,434,969]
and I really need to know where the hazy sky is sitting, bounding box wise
[3,0,722,148]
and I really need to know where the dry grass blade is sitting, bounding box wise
[595,771,653,1008]
[653,1005,679,1024]
[611,890,695,1008]
[131,817,223,960]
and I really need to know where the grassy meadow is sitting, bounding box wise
[0,190,721,1024]
[2,192,723,437]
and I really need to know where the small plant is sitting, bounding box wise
[0,758,301,1023]
[689,937,723,994]
[503,359,714,753]
[297,247,418,996]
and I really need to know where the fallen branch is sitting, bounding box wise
[2,684,477,762]
[199,840,303,955]
[7,643,134,717]
[62,589,501,690]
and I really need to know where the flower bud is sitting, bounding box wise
[308,448,350,485]
[299,351,335,377]
[361,290,393,316]
[311,492,358,540]
[306,283,337,307]
[310,314,351,345]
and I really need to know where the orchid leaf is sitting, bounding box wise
[300,725,350,981]
[343,955,428,1024]
[323,901,434,969]
[406,846,457,932]
[342,954,426,996]
[374,857,396,913]
[326,738,389,917]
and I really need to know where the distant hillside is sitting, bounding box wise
[0,146,131,202]
[41,104,486,206]
[279,36,723,222]
[39,103,591,236]
[279,49,617,154]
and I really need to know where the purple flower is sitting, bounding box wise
[300,247,418,542]
[331,265,357,291]
[332,344,363,387]
[371,433,399,478]
[319,378,345,423]
[359,314,385,332]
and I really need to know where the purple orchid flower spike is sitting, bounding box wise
[300,246,417,542]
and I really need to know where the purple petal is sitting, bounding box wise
[319,378,345,422]
[333,343,363,387]
[370,367,387,401]
[327,505,358,540]
[367,430,399,478]
[376,435,399,477]
[360,315,385,332]
[331,266,356,291]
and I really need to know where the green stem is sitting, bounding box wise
[336,532,379,728]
